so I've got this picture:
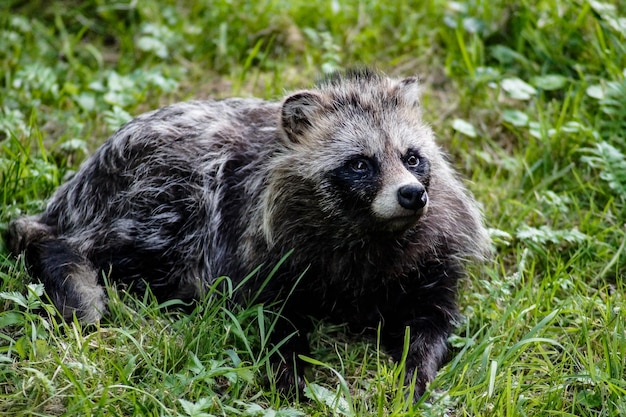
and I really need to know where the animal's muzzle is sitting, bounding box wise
[397,184,428,211]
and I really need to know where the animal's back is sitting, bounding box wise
[11,98,280,304]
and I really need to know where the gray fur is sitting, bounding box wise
[6,68,490,398]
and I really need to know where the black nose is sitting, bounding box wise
[397,184,427,210]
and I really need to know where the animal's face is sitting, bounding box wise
[278,74,437,234]
[324,130,431,232]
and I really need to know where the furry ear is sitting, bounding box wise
[280,91,324,143]
[396,77,421,108]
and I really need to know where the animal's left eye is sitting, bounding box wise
[406,154,419,167]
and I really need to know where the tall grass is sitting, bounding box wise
[1,0,625,415]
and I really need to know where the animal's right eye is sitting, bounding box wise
[350,159,370,172]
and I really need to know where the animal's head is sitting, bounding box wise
[273,68,440,235]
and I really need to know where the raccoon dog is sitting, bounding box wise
[6,68,490,398]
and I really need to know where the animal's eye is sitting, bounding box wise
[350,158,370,172]
[406,154,419,167]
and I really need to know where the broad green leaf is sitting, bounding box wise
[0,291,28,308]
[586,84,605,99]
[502,109,529,127]
[501,77,537,100]
[304,383,353,417]
[531,74,568,90]
[452,118,477,138]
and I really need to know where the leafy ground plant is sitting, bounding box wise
[1,0,626,416]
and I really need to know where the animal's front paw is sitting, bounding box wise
[268,357,307,396]
[404,365,437,402]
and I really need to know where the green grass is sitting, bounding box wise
[1,0,625,415]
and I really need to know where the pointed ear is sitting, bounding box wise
[396,77,421,108]
[280,91,325,143]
